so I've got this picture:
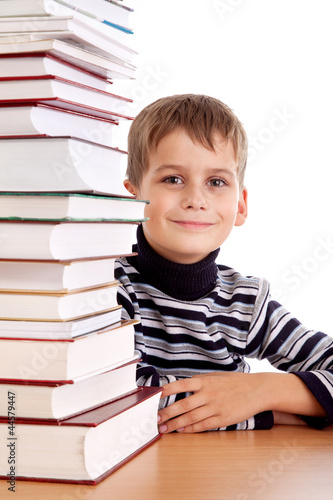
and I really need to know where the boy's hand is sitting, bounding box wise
[157,372,267,433]
[157,371,327,433]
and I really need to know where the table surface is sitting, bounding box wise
[1,425,333,500]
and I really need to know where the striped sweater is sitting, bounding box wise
[115,226,333,430]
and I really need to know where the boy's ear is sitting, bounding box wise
[123,179,138,197]
[234,187,248,227]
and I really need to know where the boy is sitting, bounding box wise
[115,94,333,432]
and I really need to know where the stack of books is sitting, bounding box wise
[0,0,162,487]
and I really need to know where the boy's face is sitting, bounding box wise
[125,129,248,264]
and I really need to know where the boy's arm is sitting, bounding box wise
[115,263,180,404]
[158,288,333,433]
[157,371,327,433]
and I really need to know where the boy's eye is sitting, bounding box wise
[208,178,226,187]
[163,176,183,184]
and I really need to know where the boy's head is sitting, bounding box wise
[126,93,248,189]
[124,94,248,264]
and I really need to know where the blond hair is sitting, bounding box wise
[127,94,248,188]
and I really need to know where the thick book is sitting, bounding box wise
[0,15,136,63]
[0,75,133,121]
[0,53,115,89]
[0,386,162,484]
[0,256,128,293]
[0,354,140,420]
[0,40,136,79]
[0,282,119,321]
[0,220,138,260]
[0,193,148,222]
[0,104,117,147]
[0,308,123,340]
[0,136,130,195]
[0,0,133,33]
[0,320,137,381]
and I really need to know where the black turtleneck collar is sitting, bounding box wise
[128,224,220,301]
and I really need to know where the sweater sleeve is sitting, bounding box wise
[115,260,180,408]
[246,279,333,428]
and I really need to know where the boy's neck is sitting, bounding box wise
[131,224,219,300]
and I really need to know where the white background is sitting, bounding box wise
[112,0,333,363]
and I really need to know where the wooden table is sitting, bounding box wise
[1,425,333,500]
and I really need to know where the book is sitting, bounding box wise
[0,75,133,121]
[0,355,140,420]
[0,256,124,293]
[0,193,148,221]
[0,386,162,484]
[0,40,136,79]
[0,136,129,195]
[16,4,135,42]
[0,15,136,63]
[0,320,137,381]
[0,0,134,33]
[0,282,120,321]
[0,53,115,89]
[0,309,123,340]
[0,221,138,260]
[0,104,117,147]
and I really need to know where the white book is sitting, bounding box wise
[0,15,136,63]
[0,309,123,339]
[0,220,138,260]
[0,104,117,147]
[0,387,162,484]
[0,75,132,121]
[0,0,133,32]
[0,282,120,321]
[0,136,129,195]
[0,53,115,89]
[0,256,120,293]
[0,355,139,420]
[0,38,136,79]
[0,193,147,222]
[0,320,137,381]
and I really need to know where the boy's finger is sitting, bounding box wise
[161,377,202,398]
[158,405,210,434]
[158,392,203,424]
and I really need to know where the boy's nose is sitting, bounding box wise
[181,184,207,210]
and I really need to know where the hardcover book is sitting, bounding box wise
[0,0,134,33]
[0,103,118,147]
[0,53,115,88]
[0,320,137,381]
[0,41,136,79]
[0,256,127,293]
[0,282,120,321]
[0,193,147,222]
[0,355,140,420]
[0,14,136,63]
[0,308,123,340]
[0,75,133,121]
[0,220,138,260]
[0,136,129,195]
[0,386,162,484]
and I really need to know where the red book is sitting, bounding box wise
[0,53,115,88]
[0,103,118,147]
[0,354,140,421]
[0,386,163,484]
[0,41,136,79]
[0,320,137,382]
[0,75,133,121]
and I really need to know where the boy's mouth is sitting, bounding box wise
[172,220,214,230]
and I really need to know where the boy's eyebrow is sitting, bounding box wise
[152,164,236,177]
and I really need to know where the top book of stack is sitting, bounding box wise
[0,0,138,197]
[0,0,136,79]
